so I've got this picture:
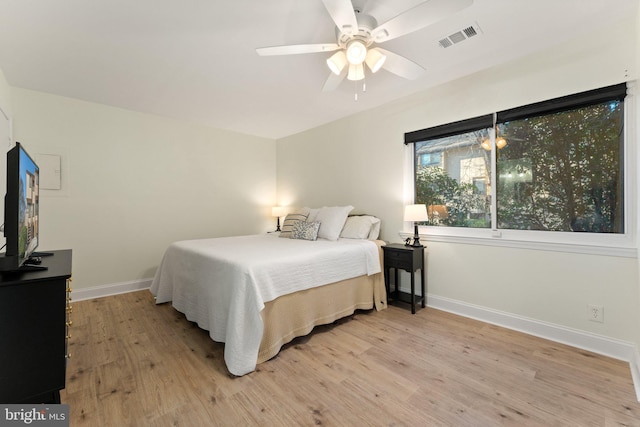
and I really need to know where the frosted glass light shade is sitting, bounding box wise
[346,40,367,65]
[326,51,347,75]
[404,204,428,222]
[365,48,386,73]
[347,63,365,81]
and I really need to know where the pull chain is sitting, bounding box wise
[354,77,367,102]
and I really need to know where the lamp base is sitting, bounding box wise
[275,217,281,232]
[410,224,423,247]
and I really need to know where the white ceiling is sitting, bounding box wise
[0,0,636,140]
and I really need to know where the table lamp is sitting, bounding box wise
[271,206,286,232]
[404,204,428,247]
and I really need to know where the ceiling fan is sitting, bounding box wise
[256,0,473,92]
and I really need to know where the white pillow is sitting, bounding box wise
[315,205,353,240]
[368,217,381,240]
[340,216,380,239]
[305,207,320,223]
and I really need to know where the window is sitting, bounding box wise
[405,83,628,240]
[414,129,491,228]
[496,101,623,233]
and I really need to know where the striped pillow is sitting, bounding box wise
[279,211,309,238]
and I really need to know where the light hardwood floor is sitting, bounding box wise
[61,290,640,426]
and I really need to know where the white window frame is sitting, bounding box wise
[402,83,637,258]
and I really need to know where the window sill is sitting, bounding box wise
[398,230,637,258]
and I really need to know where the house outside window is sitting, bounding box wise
[406,83,628,245]
[415,130,491,228]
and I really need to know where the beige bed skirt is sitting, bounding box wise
[257,269,387,364]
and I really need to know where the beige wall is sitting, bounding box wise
[11,88,276,289]
[0,69,12,247]
[0,68,11,118]
[277,15,640,343]
[636,3,640,356]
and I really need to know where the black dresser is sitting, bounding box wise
[0,249,72,403]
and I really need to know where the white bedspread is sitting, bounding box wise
[150,233,381,375]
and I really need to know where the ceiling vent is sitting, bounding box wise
[438,23,482,48]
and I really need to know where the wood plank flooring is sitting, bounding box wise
[61,290,640,426]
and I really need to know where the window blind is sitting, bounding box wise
[404,114,493,145]
[496,83,627,123]
[404,83,627,144]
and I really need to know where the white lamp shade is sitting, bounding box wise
[365,48,386,73]
[271,206,286,217]
[327,51,347,75]
[346,40,367,65]
[404,204,428,222]
[347,63,365,81]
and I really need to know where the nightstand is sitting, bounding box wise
[382,243,425,314]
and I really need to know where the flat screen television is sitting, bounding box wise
[0,142,43,272]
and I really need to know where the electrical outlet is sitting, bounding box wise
[588,304,604,323]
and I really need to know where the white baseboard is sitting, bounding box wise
[428,294,640,401]
[72,278,152,301]
[630,348,640,401]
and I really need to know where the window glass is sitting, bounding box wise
[496,101,624,233]
[415,129,491,228]
[410,86,626,237]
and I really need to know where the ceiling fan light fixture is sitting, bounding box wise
[481,137,508,151]
[347,63,365,81]
[257,0,473,92]
[327,51,347,75]
[346,40,367,65]
[365,48,386,73]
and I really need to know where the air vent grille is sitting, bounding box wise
[438,38,453,48]
[463,26,477,38]
[438,23,482,48]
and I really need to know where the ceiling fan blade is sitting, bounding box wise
[256,43,340,56]
[376,48,425,80]
[322,69,347,91]
[372,0,473,43]
[322,0,359,35]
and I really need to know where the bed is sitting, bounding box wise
[150,207,387,376]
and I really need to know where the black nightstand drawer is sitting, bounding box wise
[384,250,413,270]
[383,246,422,272]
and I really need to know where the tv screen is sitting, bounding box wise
[3,142,39,270]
